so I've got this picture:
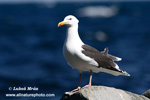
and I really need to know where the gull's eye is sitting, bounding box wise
[69,18,72,20]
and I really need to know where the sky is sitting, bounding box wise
[0,0,150,4]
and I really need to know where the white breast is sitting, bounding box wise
[63,24,99,72]
[63,40,99,72]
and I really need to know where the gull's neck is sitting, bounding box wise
[65,24,84,45]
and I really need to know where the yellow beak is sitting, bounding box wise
[58,21,66,27]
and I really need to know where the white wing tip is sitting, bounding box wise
[115,64,130,76]
[116,57,122,61]
[122,71,130,76]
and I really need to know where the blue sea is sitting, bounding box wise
[0,1,150,100]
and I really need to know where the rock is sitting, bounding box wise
[60,86,150,100]
[142,89,150,99]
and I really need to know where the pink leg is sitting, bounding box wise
[82,70,93,89]
[71,73,82,92]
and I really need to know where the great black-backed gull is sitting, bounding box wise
[58,15,130,92]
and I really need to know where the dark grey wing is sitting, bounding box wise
[82,44,122,72]
[101,48,122,61]
[107,54,122,61]
[101,48,108,55]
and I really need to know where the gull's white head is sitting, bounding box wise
[58,15,79,27]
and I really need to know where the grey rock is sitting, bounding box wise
[142,89,150,99]
[60,86,150,100]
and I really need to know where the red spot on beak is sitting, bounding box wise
[59,24,62,27]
